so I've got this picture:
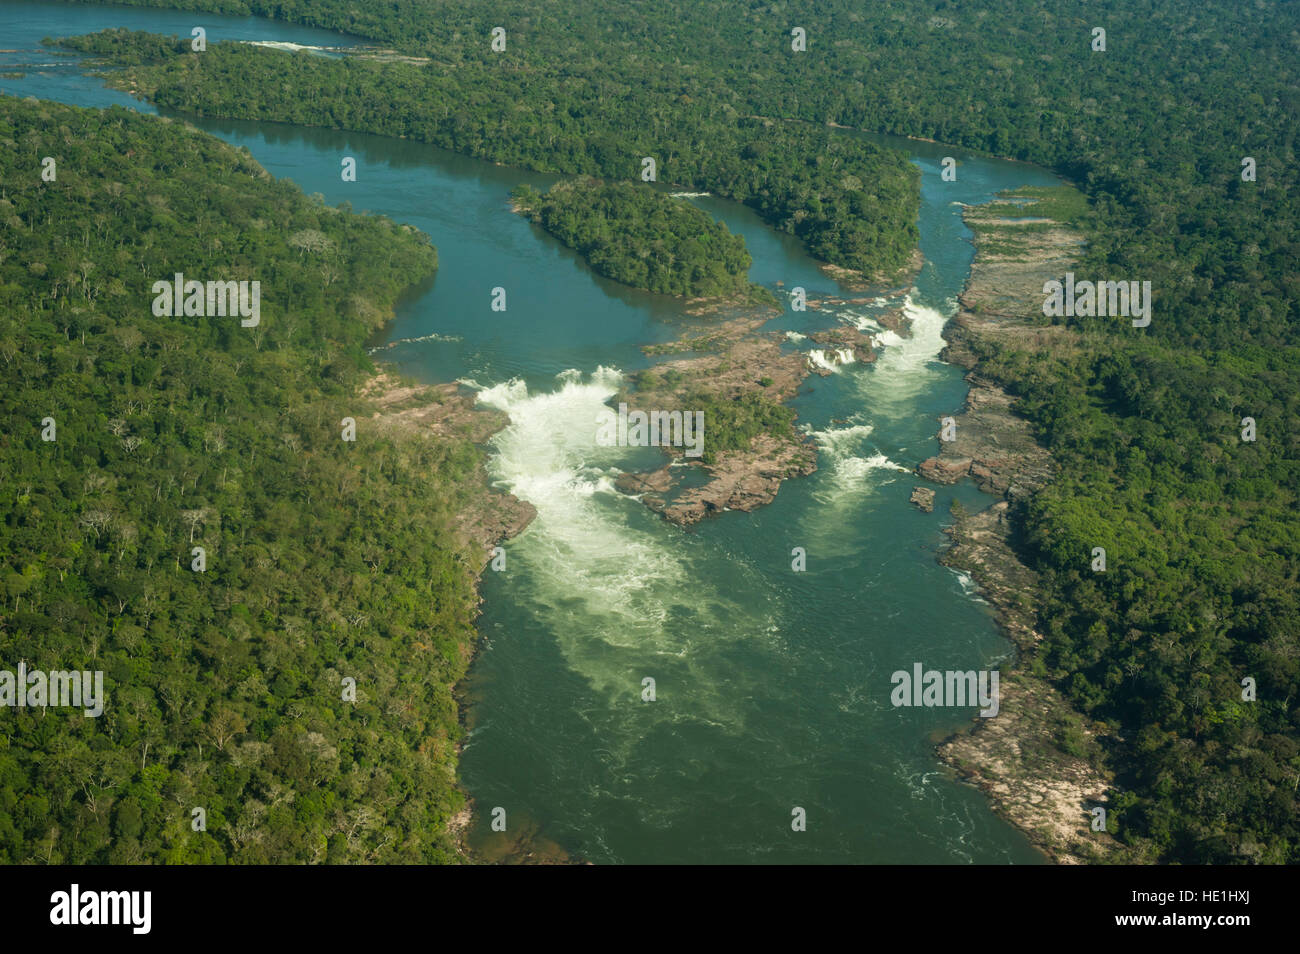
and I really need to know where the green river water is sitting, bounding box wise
[4,0,1063,863]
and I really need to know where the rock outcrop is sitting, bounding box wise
[361,373,536,564]
[925,198,1127,864]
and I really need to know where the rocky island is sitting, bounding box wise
[612,305,816,526]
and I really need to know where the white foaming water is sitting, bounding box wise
[878,295,950,373]
[244,40,333,53]
[367,331,462,354]
[805,420,910,503]
[785,331,807,342]
[472,367,773,735]
[474,367,627,511]
[840,309,884,334]
[949,568,989,604]
[794,292,956,522]
[849,294,954,410]
[785,292,953,521]
[839,453,910,480]
[807,348,856,372]
[807,421,876,453]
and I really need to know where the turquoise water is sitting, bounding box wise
[4,0,1062,863]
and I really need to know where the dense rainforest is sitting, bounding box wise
[41,0,1300,863]
[55,28,921,284]
[511,179,758,300]
[0,94,491,863]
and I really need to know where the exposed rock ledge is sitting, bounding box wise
[361,370,553,863]
[807,326,880,370]
[616,432,817,526]
[923,198,1128,864]
[916,380,1055,498]
[360,372,536,564]
[819,245,925,292]
[614,303,823,527]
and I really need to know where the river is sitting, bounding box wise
[2,0,1062,863]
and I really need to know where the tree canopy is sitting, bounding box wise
[0,95,491,863]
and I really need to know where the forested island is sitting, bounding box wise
[37,0,1300,864]
[54,27,921,286]
[0,94,507,863]
[510,179,762,301]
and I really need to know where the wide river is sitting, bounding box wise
[4,0,1062,863]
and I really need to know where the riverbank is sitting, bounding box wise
[820,245,925,292]
[361,372,537,566]
[17,6,1088,862]
[361,371,560,862]
[919,194,1129,863]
